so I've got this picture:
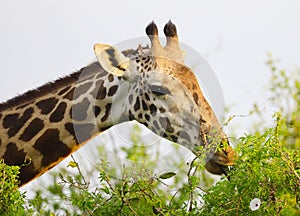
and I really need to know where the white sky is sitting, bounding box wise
[1,1,299,121]
[1,0,300,192]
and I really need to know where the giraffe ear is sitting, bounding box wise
[94,44,130,76]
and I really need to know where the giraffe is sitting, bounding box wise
[0,21,235,187]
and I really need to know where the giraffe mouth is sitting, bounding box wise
[204,146,236,179]
[217,163,230,176]
[217,163,231,180]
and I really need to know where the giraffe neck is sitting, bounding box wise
[0,61,128,186]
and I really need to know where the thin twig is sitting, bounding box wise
[70,155,88,187]
[187,157,198,212]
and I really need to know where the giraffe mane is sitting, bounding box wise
[0,62,100,112]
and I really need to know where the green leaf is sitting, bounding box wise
[67,161,78,168]
[100,186,110,195]
[58,173,64,181]
[159,172,176,179]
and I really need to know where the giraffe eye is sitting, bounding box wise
[149,85,171,96]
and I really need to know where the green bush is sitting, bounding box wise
[201,113,300,215]
[0,160,26,215]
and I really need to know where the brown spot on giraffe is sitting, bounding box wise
[149,104,157,116]
[3,142,26,166]
[90,80,107,100]
[108,74,114,82]
[63,87,75,100]
[159,117,175,133]
[142,100,148,110]
[101,103,112,122]
[134,98,141,111]
[3,107,34,138]
[70,98,91,121]
[193,92,199,105]
[36,97,58,115]
[108,85,119,96]
[178,130,191,143]
[19,118,44,142]
[93,106,101,117]
[65,123,96,144]
[50,102,67,122]
[3,113,19,128]
[34,129,71,167]
[19,163,37,186]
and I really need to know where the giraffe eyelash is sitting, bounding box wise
[149,85,171,96]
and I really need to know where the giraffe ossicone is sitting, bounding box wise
[0,21,236,187]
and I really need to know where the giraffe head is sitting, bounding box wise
[94,21,236,176]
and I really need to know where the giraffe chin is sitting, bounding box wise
[204,144,237,179]
[205,160,230,176]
